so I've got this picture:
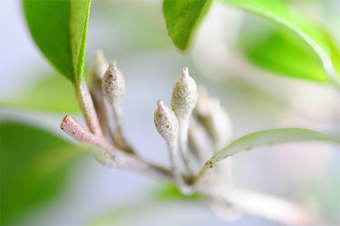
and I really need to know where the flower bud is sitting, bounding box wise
[195,89,233,186]
[188,117,214,163]
[90,50,108,85]
[89,51,109,134]
[154,100,179,142]
[171,68,198,120]
[102,60,126,106]
[195,88,232,150]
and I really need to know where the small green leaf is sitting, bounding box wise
[163,0,213,51]
[1,74,80,113]
[154,183,203,201]
[222,0,340,85]
[23,0,91,85]
[198,128,340,179]
[0,122,85,225]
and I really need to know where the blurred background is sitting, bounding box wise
[1,0,340,225]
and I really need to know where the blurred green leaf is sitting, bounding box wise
[154,183,203,201]
[93,2,171,52]
[325,31,340,75]
[223,0,340,84]
[0,122,85,225]
[89,183,204,226]
[199,128,340,178]
[89,195,203,226]
[1,74,80,113]
[89,208,133,226]
[239,20,327,81]
[313,165,340,219]
[163,0,213,51]
[23,0,91,85]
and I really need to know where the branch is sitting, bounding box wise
[60,115,172,181]
[197,186,313,226]
[76,80,103,136]
[60,115,313,225]
[89,50,110,139]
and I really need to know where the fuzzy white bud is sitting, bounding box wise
[89,51,109,137]
[171,68,198,120]
[154,100,194,195]
[102,60,126,106]
[154,100,179,142]
[90,50,108,83]
[195,88,232,150]
[195,88,233,186]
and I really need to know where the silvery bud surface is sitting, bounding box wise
[188,117,214,163]
[171,68,198,120]
[195,88,232,150]
[154,100,179,142]
[102,60,126,105]
[90,50,108,83]
[89,51,109,136]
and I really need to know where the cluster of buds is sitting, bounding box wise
[153,67,232,193]
[60,51,312,225]
[88,50,232,193]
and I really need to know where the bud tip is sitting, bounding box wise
[182,67,189,78]
[95,49,104,59]
[157,99,165,109]
[109,59,117,71]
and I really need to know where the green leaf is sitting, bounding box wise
[89,200,205,226]
[312,166,340,219]
[1,74,80,113]
[222,0,340,85]
[154,183,203,201]
[163,0,213,51]
[199,128,340,179]
[239,19,328,82]
[23,0,91,85]
[0,122,85,225]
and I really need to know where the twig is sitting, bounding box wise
[60,115,172,180]
[89,50,110,139]
[197,186,313,226]
[75,80,103,136]
[65,64,315,226]
[178,117,197,175]
[60,114,314,225]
